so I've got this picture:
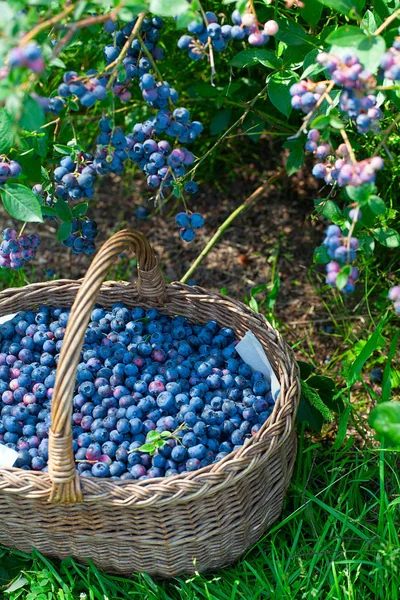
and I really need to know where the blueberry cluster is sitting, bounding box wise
[380,29,400,81]
[316,52,381,134]
[95,116,200,194]
[103,16,165,104]
[7,43,45,73]
[0,160,22,185]
[53,154,95,201]
[58,70,108,108]
[62,219,98,255]
[175,212,204,242]
[0,228,40,270]
[323,225,359,294]
[0,305,276,478]
[388,286,400,314]
[178,10,279,60]
[307,131,384,187]
[290,81,328,113]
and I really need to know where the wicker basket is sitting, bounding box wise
[0,230,300,577]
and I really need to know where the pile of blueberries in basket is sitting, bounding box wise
[0,304,276,480]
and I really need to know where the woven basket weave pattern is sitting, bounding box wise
[0,230,300,576]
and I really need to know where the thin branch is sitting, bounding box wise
[137,33,164,82]
[180,171,284,283]
[374,8,400,36]
[19,3,76,46]
[106,12,147,90]
[288,81,335,140]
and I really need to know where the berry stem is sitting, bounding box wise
[18,222,27,237]
[137,33,165,86]
[181,171,284,283]
[373,8,400,36]
[106,12,147,90]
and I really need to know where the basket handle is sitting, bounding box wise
[48,229,166,503]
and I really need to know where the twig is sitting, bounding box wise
[19,3,76,46]
[180,171,284,283]
[187,83,270,178]
[374,8,400,36]
[375,112,400,155]
[288,81,335,140]
[340,128,357,164]
[106,13,147,90]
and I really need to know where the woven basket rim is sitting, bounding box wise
[0,278,300,505]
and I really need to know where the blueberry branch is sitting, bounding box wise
[19,3,76,46]
[373,9,400,36]
[106,12,147,90]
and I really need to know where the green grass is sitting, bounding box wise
[1,431,399,600]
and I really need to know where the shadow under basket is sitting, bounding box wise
[0,230,300,577]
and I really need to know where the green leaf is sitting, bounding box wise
[322,200,343,222]
[329,115,345,129]
[373,227,400,248]
[160,431,172,439]
[313,244,330,264]
[57,221,72,242]
[53,144,73,155]
[358,232,375,256]
[297,360,315,379]
[137,443,157,455]
[268,70,298,117]
[336,270,349,291]
[277,18,314,46]
[0,109,14,154]
[347,316,387,386]
[176,10,202,29]
[249,297,259,313]
[345,183,374,203]
[327,26,386,71]
[382,331,400,403]
[283,138,304,176]
[146,430,161,443]
[317,0,365,17]
[301,0,323,28]
[19,96,45,132]
[149,0,190,17]
[307,375,343,411]
[210,109,231,136]
[367,195,386,215]
[369,402,400,447]
[41,206,56,217]
[17,151,42,184]
[310,115,331,130]
[1,184,43,222]
[230,49,282,69]
[55,199,73,223]
[72,202,88,217]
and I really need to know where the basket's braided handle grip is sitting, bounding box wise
[48,230,166,503]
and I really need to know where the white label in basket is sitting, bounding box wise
[0,444,18,468]
[0,313,17,325]
[236,330,281,400]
